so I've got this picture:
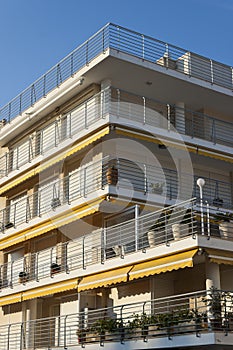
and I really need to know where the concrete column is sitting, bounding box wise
[175,102,185,135]
[205,259,221,290]
[101,79,111,91]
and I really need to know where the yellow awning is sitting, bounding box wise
[78,266,132,292]
[129,249,198,281]
[22,278,78,301]
[0,293,22,307]
[206,249,233,265]
[0,198,102,250]
[0,126,110,195]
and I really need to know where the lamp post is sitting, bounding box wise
[197,178,205,236]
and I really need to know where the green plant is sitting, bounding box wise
[150,182,165,194]
[91,318,119,336]
[213,212,233,223]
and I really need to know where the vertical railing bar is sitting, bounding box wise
[102,27,105,53]
[135,205,139,252]
[13,203,17,228]
[86,40,89,65]
[206,201,210,239]
[142,34,144,60]
[143,96,146,124]
[82,237,85,269]
[210,59,214,85]
[36,252,39,282]
[43,74,46,97]
[69,112,72,138]
[167,104,171,131]
[85,102,88,129]
[71,52,74,77]
[19,94,22,115]
[16,146,19,170]
[117,88,120,118]
[7,324,11,350]
[8,102,11,123]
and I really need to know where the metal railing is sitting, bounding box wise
[0,157,232,235]
[0,23,232,125]
[111,88,233,148]
[0,198,197,290]
[1,289,233,349]
[1,87,233,180]
[0,87,110,177]
[1,196,233,291]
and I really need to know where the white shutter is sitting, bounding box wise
[11,140,30,171]
[9,194,27,227]
[68,169,82,201]
[40,122,56,154]
[56,242,66,267]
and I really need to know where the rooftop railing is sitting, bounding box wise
[0,87,233,180]
[0,23,232,125]
[1,197,233,291]
[0,289,233,349]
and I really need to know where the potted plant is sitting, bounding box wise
[18,271,29,283]
[207,287,222,330]
[91,317,119,342]
[127,313,154,339]
[76,328,88,344]
[106,165,118,185]
[51,197,61,209]
[147,208,172,247]
[150,182,165,195]
[50,262,61,275]
[171,208,192,240]
[156,311,179,337]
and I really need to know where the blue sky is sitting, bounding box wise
[0,0,232,107]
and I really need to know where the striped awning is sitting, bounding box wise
[0,198,102,250]
[23,278,78,301]
[0,126,110,194]
[78,266,133,292]
[129,249,198,281]
[206,249,233,265]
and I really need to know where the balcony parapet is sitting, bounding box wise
[0,87,233,186]
[0,289,233,349]
[0,157,232,241]
[1,198,233,292]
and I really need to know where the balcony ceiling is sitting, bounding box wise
[84,54,233,119]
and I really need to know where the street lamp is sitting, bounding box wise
[197,178,205,235]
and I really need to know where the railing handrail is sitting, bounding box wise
[0,198,195,267]
[0,23,232,125]
[1,86,233,180]
[0,288,208,328]
[111,86,233,130]
[109,23,231,69]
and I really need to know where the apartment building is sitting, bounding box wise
[0,23,232,349]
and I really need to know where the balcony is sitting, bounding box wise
[1,198,233,291]
[0,289,233,349]
[0,24,233,126]
[0,87,233,184]
[0,157,232,238]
